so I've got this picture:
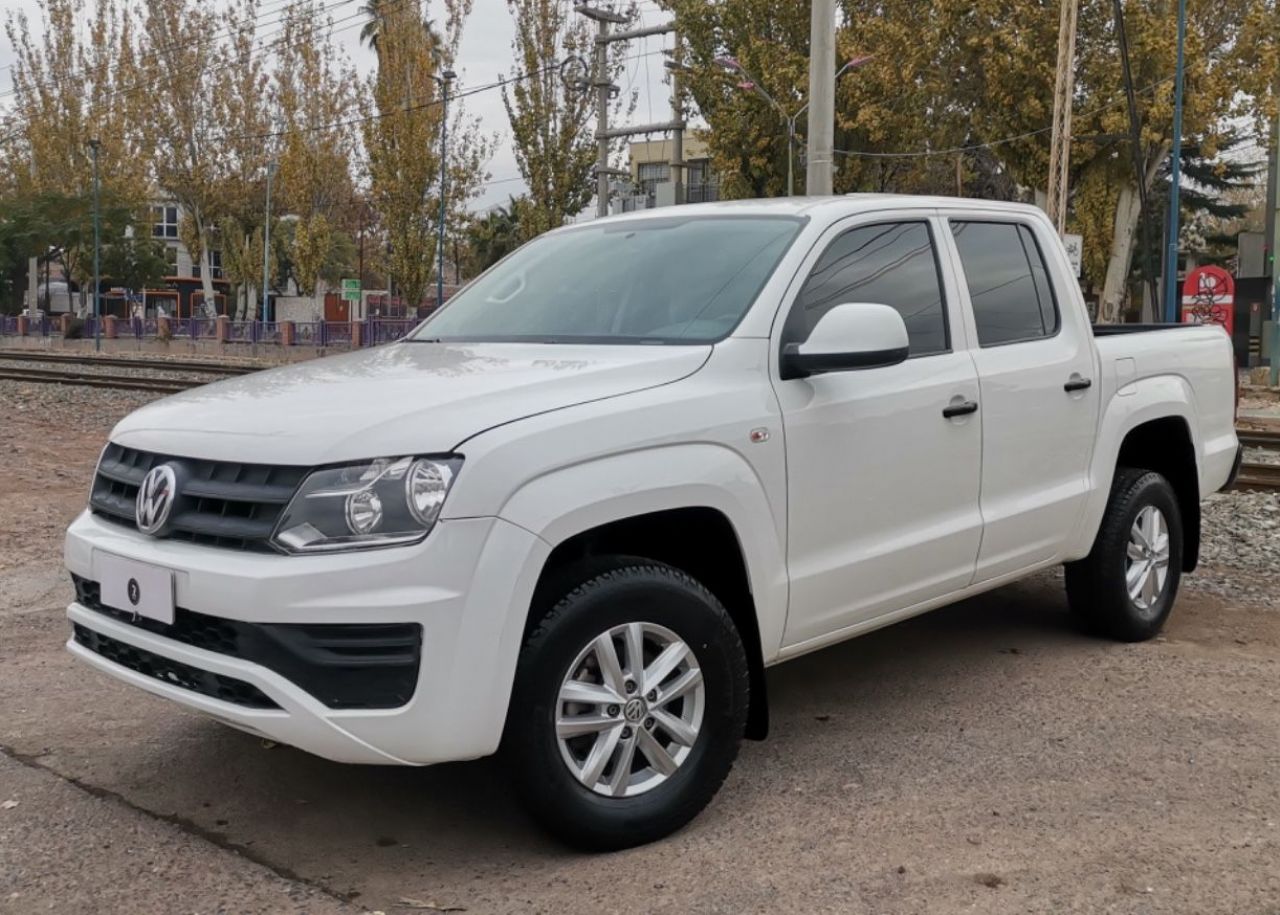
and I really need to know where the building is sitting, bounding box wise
[140,201,231,319]
[619,138,720,213]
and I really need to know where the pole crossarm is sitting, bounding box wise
[599,23,672,44]
[574,4,628,23]
[596,120,686,140]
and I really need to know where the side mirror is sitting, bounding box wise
[780,302,910,380]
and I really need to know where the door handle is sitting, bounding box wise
[1064,377,1093,392]
[942,400,979,418]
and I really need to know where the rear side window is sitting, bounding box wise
[949,221,1060,346]
[787,221,949,356]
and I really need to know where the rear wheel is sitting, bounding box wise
[1065,468,1183,641]
[506,559,749,850]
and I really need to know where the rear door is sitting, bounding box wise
[775,215,984,648]
[940,215,1100,581]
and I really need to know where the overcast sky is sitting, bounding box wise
[0,0,674,212]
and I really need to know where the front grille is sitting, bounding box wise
[73,623,280,709]
[89,443,308,552]
[74,576,422,710]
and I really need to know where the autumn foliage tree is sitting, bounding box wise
[501,0,605,236]
[666,0,1279,318]
[275,0,359,299]
[362,0,479,308]
[3,0,152,308]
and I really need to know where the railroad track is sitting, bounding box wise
[1237,427,1280,450]
[0,366,207,394]
[1234,461,1280,493]
[0,350,256,376]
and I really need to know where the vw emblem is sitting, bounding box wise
[623,698,646,723]
[135,464,178,536]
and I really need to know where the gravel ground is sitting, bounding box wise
[1243,446,1280,466]
[2,383,1279,914]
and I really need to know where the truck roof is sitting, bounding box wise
[572,194,1050,227]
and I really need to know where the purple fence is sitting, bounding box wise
[321,321,353,347]
[367,319,418,346]
[293,321,322,346]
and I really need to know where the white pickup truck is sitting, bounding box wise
[65,196,1240,849]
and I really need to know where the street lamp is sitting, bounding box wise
[86,138,102,351]
[715,55,871,196]
[263,161,278,328]
[433,69,457,312]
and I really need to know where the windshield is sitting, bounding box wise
[410,215,803,344]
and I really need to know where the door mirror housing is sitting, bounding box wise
[780,302,910,380]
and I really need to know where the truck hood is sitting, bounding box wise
[111,342,711,465]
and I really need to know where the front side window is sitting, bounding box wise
[949,221,1059,346]
[786,221,949,356]
[411,216,804,344]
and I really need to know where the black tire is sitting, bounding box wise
[505,558,749,851]
[1065,468,1183,642]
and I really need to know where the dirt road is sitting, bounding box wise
[2,380,1278,914]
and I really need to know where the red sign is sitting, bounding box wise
[1181,265,1235,336]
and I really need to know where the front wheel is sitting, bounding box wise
[505,559,749,850]
[1065,468,1183,641]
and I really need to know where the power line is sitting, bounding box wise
[834,75,1176,161]
[0,0,364,102]
[0,0,417,136]
[0,0,407,148]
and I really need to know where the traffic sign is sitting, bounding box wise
[341,278,361,303]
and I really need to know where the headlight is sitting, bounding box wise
[271,455,462,553]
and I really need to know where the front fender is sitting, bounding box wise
[497,444,790,661]
[1066,374,1199,559]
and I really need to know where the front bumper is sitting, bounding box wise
[64,510,550,765]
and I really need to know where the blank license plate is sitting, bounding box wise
[96,552,175,625]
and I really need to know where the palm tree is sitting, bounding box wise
[468,199,523,273]
[360,0,444,62]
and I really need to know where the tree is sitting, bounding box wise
[360,0,478,308]
[667,0,1280,320]
[3,0,152,309]
[140,0,230,314]
[466,197,525,273]
[100,233,169,293]
[275,0,359,298]
[501,0,631,235]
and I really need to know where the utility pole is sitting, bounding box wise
[805,0,836,195]
[87,138,102,352]
[669,30,684,205]
[1113,0,1159,317]
[1269,104,1280,386]
[578,4,679,217]
[436,69,456,310]
[1046,0,1079,233]
[262,161,277,325]
[1162,0,1189,324]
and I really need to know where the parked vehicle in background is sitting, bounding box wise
[64,196,1240,849]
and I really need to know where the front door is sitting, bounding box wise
[775,218,984,649]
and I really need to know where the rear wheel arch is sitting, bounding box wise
[528,507,770,740]
[1112,416,1200,572]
